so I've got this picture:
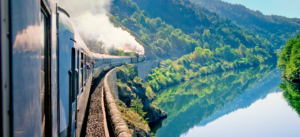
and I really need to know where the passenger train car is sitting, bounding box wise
[0,0,146,137]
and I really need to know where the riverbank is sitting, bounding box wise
[147,59,278,93]
[115,64,167,137]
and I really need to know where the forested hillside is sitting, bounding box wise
[131,0,275,50]
[190,0,300,50]
[110,0,276,60]
[278,35,300,115]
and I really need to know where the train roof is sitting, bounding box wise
[92,52,103,59]
[92,52,134,59]
[57,6,92,57]
[74,29,92,57]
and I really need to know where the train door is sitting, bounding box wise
[70,48,76,137]
[76,50,79,97]
[41,3,52,137]
[0,0,9,136]
[75,50,80,132]
[83,54,85,85]
[41,8,48,137]
[57,8,75,136]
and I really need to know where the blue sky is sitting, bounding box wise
[223,0,300,18]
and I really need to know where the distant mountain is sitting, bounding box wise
[190,0,300,49]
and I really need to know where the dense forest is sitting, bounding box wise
[190,0,300,51]
[278,35,300,115]
[146,44,276,91]
[109,0,277,60]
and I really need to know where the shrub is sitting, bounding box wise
[127,81,132,86]
[146,86,156,99]
[165,59,172,66]
[130,97,146,117]
[157,75,167,87]
[149,80,159,91]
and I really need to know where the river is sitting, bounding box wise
[151,64,300,137]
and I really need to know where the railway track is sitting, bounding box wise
[81,72,109,137]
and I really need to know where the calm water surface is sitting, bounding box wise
[152,65,300,137]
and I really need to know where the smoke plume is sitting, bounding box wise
[57,0,145,54]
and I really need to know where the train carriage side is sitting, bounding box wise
[57,7,93,137]
[92,53,104,80]
[122,56,132,64]
[72,21,93,137]
[131,56,137,63]
[1,0,59,136]
[111,56,124,67]
[57,8,78,137]
[102,55,112,71]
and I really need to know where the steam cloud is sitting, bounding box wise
[57,0,145,54]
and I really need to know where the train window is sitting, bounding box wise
[88,57,90,75]
[76,50,79,96]
[87,57,89,76]
[80,52,83,90]
[88,58,90,74]
[81,52,83,68]
[41,8,50,137]
[84,54,86,82]
[83,54,86,85]
[71,48,76,102]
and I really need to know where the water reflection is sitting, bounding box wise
[279,79,300,115]
[152,64,300,137]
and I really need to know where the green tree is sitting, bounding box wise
[203,42,210,49]
[203,49,212,58]
[239,44,246,56]
[156,30,167,39]
[155,17,162,28]
[130,97,146,117]
[139,14,146,25]
[141,33,151,44]
[132,11,140,22]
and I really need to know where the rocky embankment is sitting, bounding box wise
[116,64,167,137]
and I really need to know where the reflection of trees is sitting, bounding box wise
[279,80,300,115]
[152,64,279,137]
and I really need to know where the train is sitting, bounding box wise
[0,0,145,137]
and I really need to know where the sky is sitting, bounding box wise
[223,0,300,18]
